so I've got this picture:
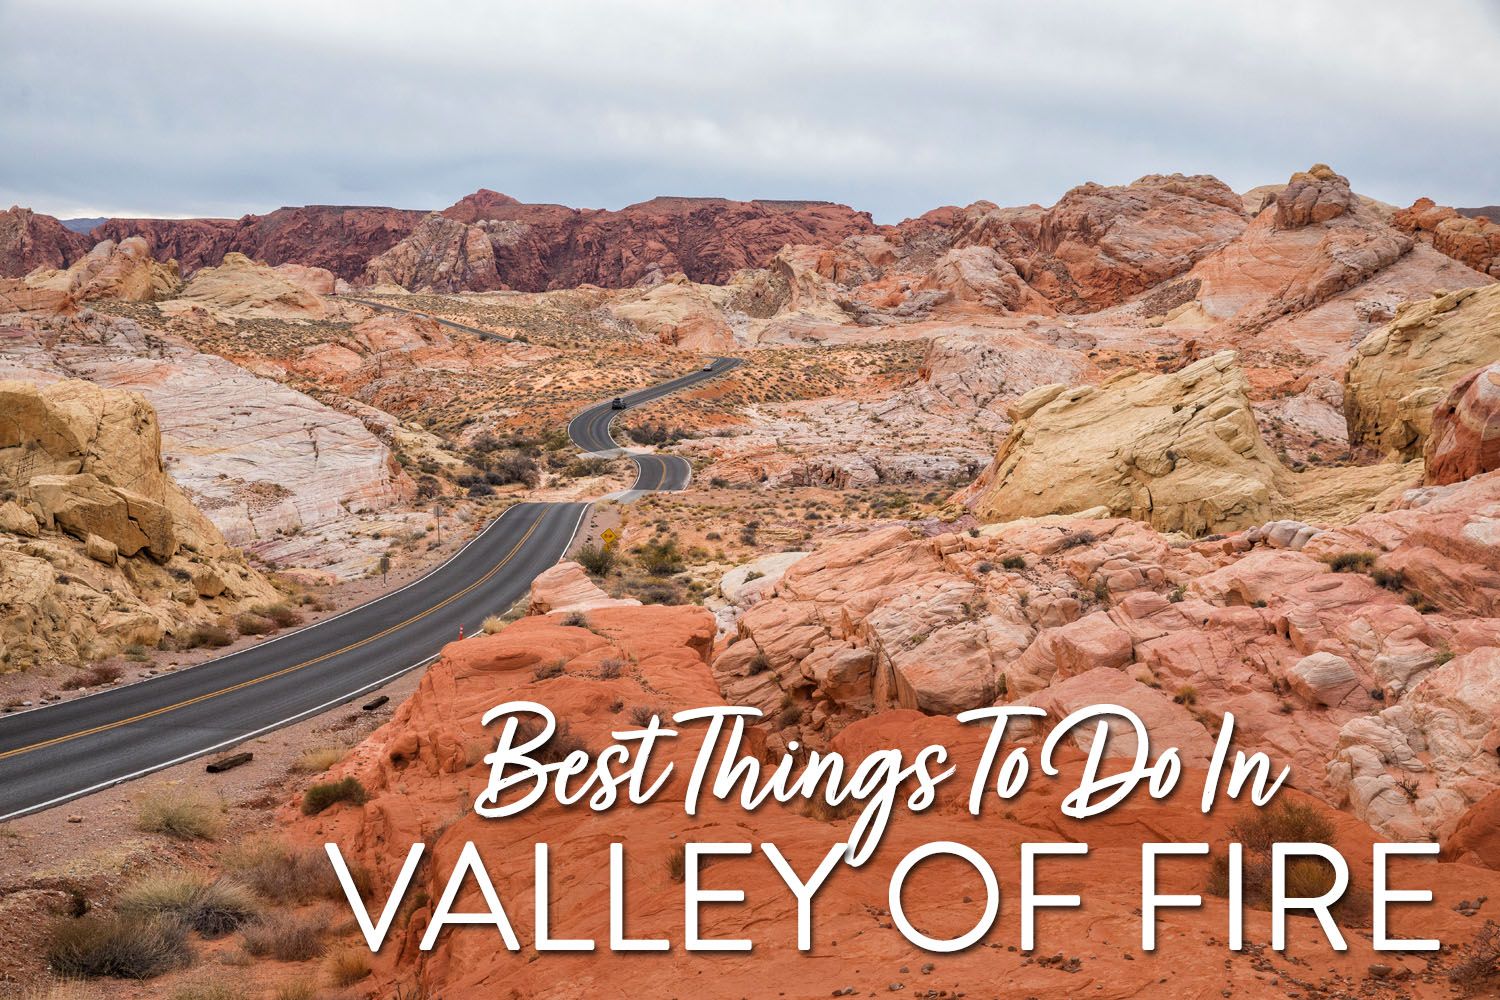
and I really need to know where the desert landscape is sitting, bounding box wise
[1,157,1500,999]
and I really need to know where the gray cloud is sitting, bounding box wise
[1,0,1496,223]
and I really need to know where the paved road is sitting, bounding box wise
[0,356,737,819]
[570,356,743,493]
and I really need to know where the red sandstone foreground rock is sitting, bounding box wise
[276,588,1500,998]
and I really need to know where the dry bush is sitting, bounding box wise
[241,911,326,962]
[135,787,224,841]
[300,777,368,816]
[271,982,318,1000]
[169,974,240,1000]
[221,838,361,904]
[15,979,102,1000]
[510,718,588,764]
[117,874,258,937]
[185,623,233,649]
[60,663,124,691]
[1451,920,1500,988]
[666,843,687,884]
[326,947,373,987]
[47,914,192,979]
[233,612,275,636]
[290,746,345,774]
[258,603,302,628]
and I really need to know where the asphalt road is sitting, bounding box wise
[0,356,737,819]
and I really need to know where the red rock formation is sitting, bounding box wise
[277,592,1500,998]
[94,205,425,280]
[1425,362,1500,485]
[0,206,90,277]
[1274,164,1356,228]
[364,192,877,291]
[1394,197,1500,278]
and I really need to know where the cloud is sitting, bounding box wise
[1,0,1495,222]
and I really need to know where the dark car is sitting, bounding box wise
[610,397,626,410]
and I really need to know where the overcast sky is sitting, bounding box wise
[2,0,1496,224]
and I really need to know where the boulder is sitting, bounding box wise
[1346,285,1500,459]
[1286,652,1361,708]
[26,473,175,559]
[962,352,1287,535]
[527,561,641,617]
[1424,362,1500,485]
[84,532,118,565]
[1275,164,1356,228]
[0,500,38,537]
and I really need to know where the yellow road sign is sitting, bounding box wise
[600,528,619,549]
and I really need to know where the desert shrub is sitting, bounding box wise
[301,777,368,816]
[576,543,617,576]
[290,746,345,774]
[326,947,373,987]
[1172,685,1198,707]
[169,974,240,1000]
[598,657,624,679]
[1206,800,1344,911]
[561,611,588,628]
[233,613,275,636]
[187,624,233,649]
[747,653,771,675]
[1371,567,1405,591]
[1322,551,1376,573]
[1000,555,1027,570]
[47,914,191,979]
[258,603,302,628]
[778,704,804,728]
[532,658,566,681]
[486,451,540,487]
[117,874,257,937]
[1451,920,1500,987]
[636,539,684,576]
[271,984,318,1000]
[61,664,124,691]
[135,788,224,841]
[628,704,668,727]
[241,912,326,962]
[1231,799,1336,851]
[467,482,495,497]
[511,718,588,764]
[220,839,356,903]
[1059,529,1097,550]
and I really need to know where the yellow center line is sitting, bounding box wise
[0,510,549,763]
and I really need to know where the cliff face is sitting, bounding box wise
[363,192,878,291]
[93,205,426,280]
[0,206,91,277]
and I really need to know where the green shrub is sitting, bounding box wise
[575,543,616,576]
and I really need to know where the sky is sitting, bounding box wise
[2,0,1497,224]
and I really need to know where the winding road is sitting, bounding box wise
[0,356,739,820]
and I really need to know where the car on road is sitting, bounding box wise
[611,397,626,409]
[702,362,715,371]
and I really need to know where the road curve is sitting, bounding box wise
[0,357,736,819]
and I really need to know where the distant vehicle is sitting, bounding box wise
[610,397,626,410]
[702,362,715,371]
